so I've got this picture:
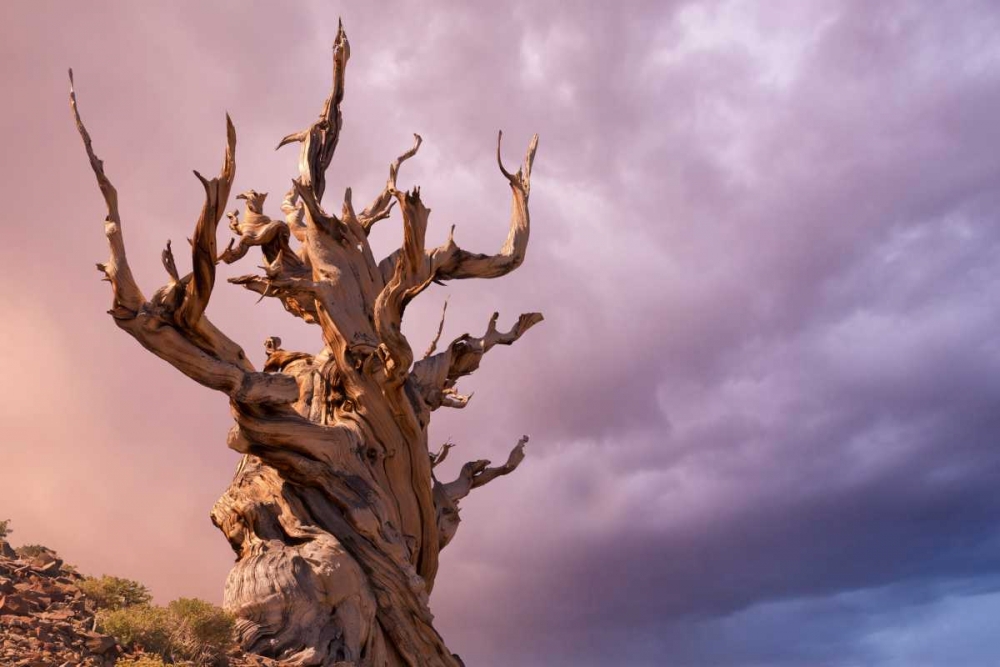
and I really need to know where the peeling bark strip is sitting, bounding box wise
[70,21,541,667]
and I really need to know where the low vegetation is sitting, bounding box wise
[166,598,236,663]
[14,544,53,559]
[95,595,235,666]
[79,574,154,610]
[1,520,236,665]
[115,657,169,667]
[79,573,235,663]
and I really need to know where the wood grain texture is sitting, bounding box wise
[70,22,540,667]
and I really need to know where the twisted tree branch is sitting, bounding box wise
[428,132,539,281]
[69,68,145,316]
[373,188,434,386]
[434,436,530,549]
[70,72,297,405]
[178,114,236,329]
[276,19,349,203]
[360,133,423,234]
[409,311,543,411]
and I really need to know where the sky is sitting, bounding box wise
[2,1,1000,665]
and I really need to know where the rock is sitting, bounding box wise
[38,609,75,621]
[37,559,63,576]
[0,593,32,616]
[82,632,116,654]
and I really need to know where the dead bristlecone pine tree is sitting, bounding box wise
[70,22,541,667]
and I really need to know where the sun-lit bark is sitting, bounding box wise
[70,21,540,667]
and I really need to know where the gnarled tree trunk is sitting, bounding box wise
[69,23,540,666]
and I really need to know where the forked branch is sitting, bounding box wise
[409,311,543,411]
[434,436,530,549]
[430,440,455,468]
[70,72,297,405]
[359,133,423,234]
[372,133,539,389]
[445,311,543,381]
[441,435,529,499]
[428,131,539,281]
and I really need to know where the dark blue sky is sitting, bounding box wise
[2,1,999,665]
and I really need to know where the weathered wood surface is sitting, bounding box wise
[70,21,540,667]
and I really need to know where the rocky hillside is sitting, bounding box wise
[0,539,276,666]
[0,539,123,666]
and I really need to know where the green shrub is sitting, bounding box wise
[97,598,235,666]
[80,575,153,610]
[0,519,10,539]
[97,605,173,657]
[114,656,168,667]
[15,544,53,560]
[168,597,235,663]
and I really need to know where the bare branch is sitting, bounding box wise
[427,132,539,281]
[69,69,145,315]
[469,435,529,489]
[219,190,301,268]
[439,389,473,409]
[161,240,180,283]
[72,73,300,406]
[293,177,344,240]
[409,311,542,411]
[280,187,307,242]
[276,20,350,202]
[228,271,321,323]
[177,114,237,329]
[439,436,529,502]
[359,134,423,234]
[447,311,543,380]
[341,186,357,225]
[373,188,434,386]
[112,314,298,404]
[434,436,530,550]
[430,440,455,468]
[423,297,449,359]
[370,133,539,378]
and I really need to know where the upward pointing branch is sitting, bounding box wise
[69,69,145,316]
[276,19,350,203]
[423,298,449,359]
[71,71,297,405]
[373,132,541,366]
[373,188,434,386]
[359,133,423,234]
[428,131,539,281]
[179,114,236,329]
